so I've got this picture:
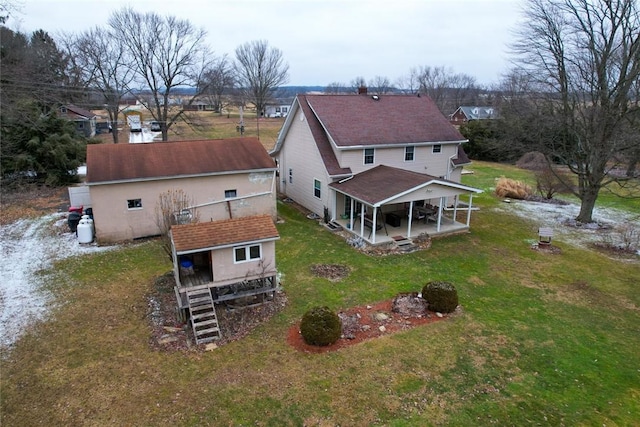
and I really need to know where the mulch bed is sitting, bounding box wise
[287,294,453,354]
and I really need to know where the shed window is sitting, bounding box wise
[432,144,442,153]
[405,146,415,161]
[127,199,142,209]
[364,148,375,164]
[234,244,261,263]
[225,189,237,198]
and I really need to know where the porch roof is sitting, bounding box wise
[171,215,279,254]
[329,165,481,206]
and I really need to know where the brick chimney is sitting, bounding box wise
[358,86,368,95]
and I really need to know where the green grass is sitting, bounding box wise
[2,165,639,426]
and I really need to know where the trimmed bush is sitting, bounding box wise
[300,306,342,346]
[422,281,459,313]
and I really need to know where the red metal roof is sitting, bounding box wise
[303,94,465,147]
[171,215,279,253]
[86,138,275,183]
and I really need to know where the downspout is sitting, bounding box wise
[446,154,456,180]
[466,195,474,227]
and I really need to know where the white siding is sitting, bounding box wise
[210,241,276,283]
[337,143,460,179]
[276,112,331,216]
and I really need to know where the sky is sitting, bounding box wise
[8,0,524,87]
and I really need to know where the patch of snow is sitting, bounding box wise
[495,199,640,255]
[0,213,117,348]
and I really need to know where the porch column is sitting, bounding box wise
[359,203,365,238]
[371,206,378,244]
[407,200,414,238]
[437,197,445,232]
[466,194,474,226]
[349,197,354,231]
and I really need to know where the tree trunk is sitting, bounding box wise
[576,184,599,223]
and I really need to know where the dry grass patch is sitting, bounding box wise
[495,176,533,200]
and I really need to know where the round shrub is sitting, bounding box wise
[300,306,342,346]
[422,281,458,313]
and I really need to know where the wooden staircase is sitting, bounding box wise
[186,288,221,345]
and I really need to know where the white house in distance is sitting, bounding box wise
[85,137,277,242]
[270,91,482,244]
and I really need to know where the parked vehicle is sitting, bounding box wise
[127,115,142,132]
[150,121,161,131]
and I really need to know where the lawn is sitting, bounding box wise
[1,163,639,426]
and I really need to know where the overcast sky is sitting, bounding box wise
[10,0,523,87]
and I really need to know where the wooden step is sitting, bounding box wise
[193,318,219,328]
[191,311,215,320]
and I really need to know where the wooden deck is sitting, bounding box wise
[175,273,278,309]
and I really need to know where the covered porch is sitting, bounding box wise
[329,165,482,245]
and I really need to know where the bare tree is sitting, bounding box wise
[511,0,640,223]
[350,76,367,93]
[415,65,480,115]
[70,27,136,143]
[155,189,200,259]
[324,82,349,94]
[200,54,235,114]
[108,8,214,141]
[369,75,394,94]
[396,67,421,94]
[234,40,289,118]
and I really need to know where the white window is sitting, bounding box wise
[364,148,375,164]
[127,199,142,209]
[405,146,415,161]
[432,144,442,153]
[225,189,237,198]
[234,244,261,263]
[313,179,321,199]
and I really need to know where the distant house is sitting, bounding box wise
[271,93,482,244]
[85,137,277,242]
[449,106,498,125]
[183,101,217,112]
[265,98,293,118]
[59,104,97,138]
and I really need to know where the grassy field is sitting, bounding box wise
[1,163,639,426]
[100,110,284,151]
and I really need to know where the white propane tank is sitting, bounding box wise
[77,215,94,244]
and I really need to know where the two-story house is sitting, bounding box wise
[270,93,482,244]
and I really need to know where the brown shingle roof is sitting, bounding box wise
[304,94,465,147]
[297,95,351,177]
[171,215,279,253]
[62,104,97,119]
[86,138,275,184]
[329,165,480,205]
